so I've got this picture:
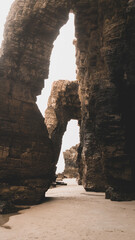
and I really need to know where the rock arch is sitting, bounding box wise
[0,0,135,209]
[45,80,81,165]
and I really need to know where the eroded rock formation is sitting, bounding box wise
[0,0,72,206]
[0,0,135,208]
[75,0,135,198]
[63,144,79,179]
[45,80,81,163]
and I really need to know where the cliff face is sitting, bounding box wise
[75,0,135,198]
[0,0,135,207]
[45,80,81,163]
[63,144,79,179]
[0,0,71,206]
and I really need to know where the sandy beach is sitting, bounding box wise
[0,179,135,240]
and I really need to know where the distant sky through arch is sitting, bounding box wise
[36,13,76,116]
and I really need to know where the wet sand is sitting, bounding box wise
[0,179,135,240]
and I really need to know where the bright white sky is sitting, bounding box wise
[0,0,15,45]
[0,1,80,173]
[36,13,77,114]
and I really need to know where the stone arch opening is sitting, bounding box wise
[44,79,81,180]
[45,80,81,166]
[36,12,79,177]
[56,120,80,175]
[36,12,76,116]
[0,0,135,211]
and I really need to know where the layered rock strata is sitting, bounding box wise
[63,144,79,179]
[45,80,81,164]
[0,0,72,206]
[0,0,135,206]
[75,0,135,198]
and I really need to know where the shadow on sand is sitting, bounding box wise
[0,197,56,227]
[0,212,19,227]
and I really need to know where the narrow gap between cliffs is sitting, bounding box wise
[56,119,80,174]
[36,13,76,115]
[36,13,80,175]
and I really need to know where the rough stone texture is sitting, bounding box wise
[0,0,72,205]
[0,0,135,207]
[63,144,79,179]
[45,80,81,164]
[75,0,135,197]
